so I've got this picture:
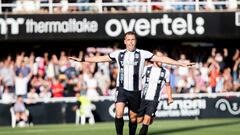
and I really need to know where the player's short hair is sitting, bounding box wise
[124,31,137,39]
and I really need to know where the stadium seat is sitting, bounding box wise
[10,107,30,128]
[75,104,96,125]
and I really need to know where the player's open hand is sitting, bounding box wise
[181,62,195,67]
[68,57,83,62]
[187,62,195,67]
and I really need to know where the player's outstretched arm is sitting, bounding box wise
[150,55,195,67]
[68,55,112,63]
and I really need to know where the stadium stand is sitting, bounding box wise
[0,0,239,13]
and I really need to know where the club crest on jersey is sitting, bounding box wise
[160,72,165,77]
[135,53,139,59]
[120,61,124,65]
[146,78,150,82]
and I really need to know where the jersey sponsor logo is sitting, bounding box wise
[135,53,139,59]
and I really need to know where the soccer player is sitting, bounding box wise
[137,50,173,135]
[69,31,193,135]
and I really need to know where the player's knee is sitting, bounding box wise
[143,117,151,125]
[130,116,137,123]
[115,111,124,118]
[137,117,143,124]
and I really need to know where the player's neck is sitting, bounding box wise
[126,48,136,52]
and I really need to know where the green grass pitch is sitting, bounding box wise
[1,118,240,135]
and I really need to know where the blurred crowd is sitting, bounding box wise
[0,46,239,104]
[1,0,239,13]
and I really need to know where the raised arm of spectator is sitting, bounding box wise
[150,55,194,67]
[27,72,33,80]
[209,58,220,71]
[223,48,228,58]
[232,49,239,61]
[69,55,112,63]
[233,58,240,72]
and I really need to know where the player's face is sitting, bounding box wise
[124,34,136,52]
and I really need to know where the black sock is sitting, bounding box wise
[16,120,20,124]
[129,121,137,135]
[115,117,124,135]
[139,124,149,135]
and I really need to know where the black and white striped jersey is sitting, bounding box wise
[142,65,170,101]
[108,49,153,91]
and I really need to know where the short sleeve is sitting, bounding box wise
[108,50,120,61]
[141,50,154,60]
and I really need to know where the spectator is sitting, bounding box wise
[86,73,99,100]
[109,62,118,92]
[65,70,78,97]
[39,80,52,100]
[227,0,237,10]
[233,57,240,91]
[177,54,190,77]
[59,51,69,74]
[215,73,224,92]
[27,87,39,103]
[204,0,216,11]
[214,0,226,10]
[94,69,111,96]
[46,54,60,79]
[208,57,220,93]
[1,85,15,104]
[39,0,49,13]
[15,52,25,68]
[13,0,40,13]
[96,52,110,76]
[15,71,32,98]
[200,62,209,87]
[184,0,195,11]
[73,92,96,125]
[74,73,87,95]
[31,75,44,93]
[222,67,233,92]
[51,78,64,98]
[68,0,78,12]
[213,48,228,71]
[16,60,31,78]
[13,95,28,124]
[176,54,191,93]
[194,69,207,93]
[77,0,90,11]
[0,57,15,93]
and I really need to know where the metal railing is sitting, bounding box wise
[0,0,240,14]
